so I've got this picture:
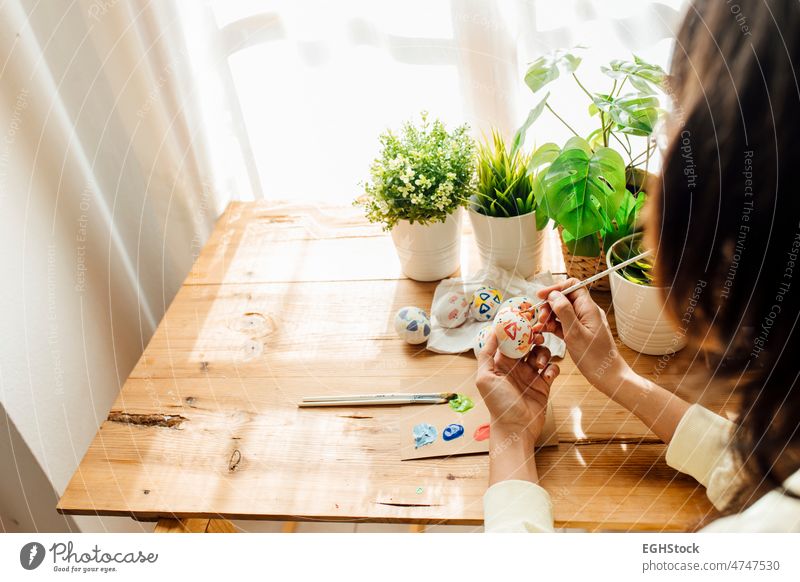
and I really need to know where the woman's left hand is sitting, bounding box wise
[476,330,559,442]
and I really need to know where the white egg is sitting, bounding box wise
[394,306,431,345]
[470,287,504,321]
[472,325,492,358]
[432,291,469,328]
[493,310,534,359]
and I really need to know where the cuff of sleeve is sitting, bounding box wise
[666,404,734,488]
[483,480,554,533]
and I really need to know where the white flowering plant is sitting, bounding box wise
[356,113,476,229]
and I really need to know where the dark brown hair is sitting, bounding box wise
[650,0,800,507]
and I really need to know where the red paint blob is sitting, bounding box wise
[474,423,490,442]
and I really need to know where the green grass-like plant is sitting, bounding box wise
[473,130,542,222]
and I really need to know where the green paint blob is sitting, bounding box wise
[449,394,474,413]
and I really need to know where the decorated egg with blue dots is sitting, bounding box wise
[496,295,537,322]
[432,291,469,328]
[470,287,504,321]
[494,309,534,359]
[472,324,492,358]
[394,306,431,345]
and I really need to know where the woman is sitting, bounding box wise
[478,0,800,532]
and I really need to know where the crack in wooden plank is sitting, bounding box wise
[375,502,441,508]
[228,449,242,472]
[107,412,187,429]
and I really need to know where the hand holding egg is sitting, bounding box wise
[493,309,535,359]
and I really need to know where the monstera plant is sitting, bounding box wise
[518,50,666,260]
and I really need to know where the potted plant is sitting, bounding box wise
[607,233,687,355]
[469,130,548,278]
[519,50,666,290]
[356,113,476,281]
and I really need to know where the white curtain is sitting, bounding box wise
[0,0,687,532]
[0,0,254,532]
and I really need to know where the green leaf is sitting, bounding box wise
[535,208,549,230]
[542,144,626,240]
[528,142,560,173]
[585,128,604,150]
[601,56,666,95]
[592,93,659,136]
[562,230,601,257]
[603,189,648,252]
[512,92,550,154]
[532,171,548,207]
[561,136,593,155]
[524,191,534,214]
[524,50,582,93]
[620,267,650,285]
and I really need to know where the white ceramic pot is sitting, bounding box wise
[390,210,462,281]
[468,208,544,278]
[607,236,687,356]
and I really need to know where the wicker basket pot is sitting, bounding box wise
[558,226,609,292]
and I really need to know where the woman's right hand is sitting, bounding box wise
[533,278,630,393]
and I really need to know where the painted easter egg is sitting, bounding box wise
[470,287,504,321]
[431,291,469,328]
[472,324,492,358]
[394,306,431,345]
[493,309,534,359]
[496,295,538,322]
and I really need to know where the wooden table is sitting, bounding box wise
[58,202,731,531]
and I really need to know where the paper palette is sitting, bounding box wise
[398,392,558,460]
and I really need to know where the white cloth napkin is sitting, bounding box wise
[426,266,567,358]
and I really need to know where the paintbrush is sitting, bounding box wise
[298,392,457,407]
[520,248,653,315]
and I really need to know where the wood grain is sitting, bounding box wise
[58,202,732,530]
[154,518,236,533]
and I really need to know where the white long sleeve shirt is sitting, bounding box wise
[483,404,800,532]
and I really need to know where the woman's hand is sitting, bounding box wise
[476,331,559,441]
[533,278,630,393]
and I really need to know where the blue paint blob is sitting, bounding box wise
[442,424,464,441]
[412,423,437,449]
[423,323,431,336]
[406,320,419,332]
